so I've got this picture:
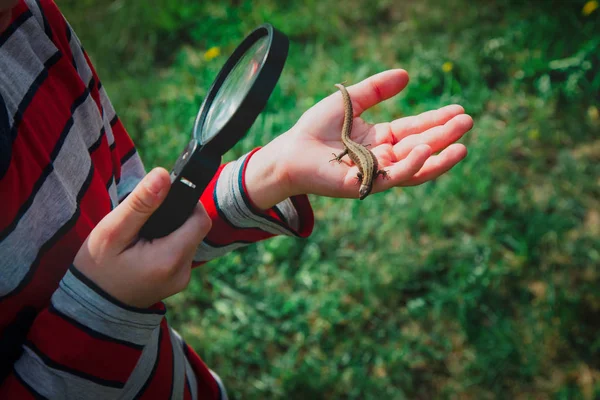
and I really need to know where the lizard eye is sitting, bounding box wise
[359,186,371,200]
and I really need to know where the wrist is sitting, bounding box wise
[244,141,294,210]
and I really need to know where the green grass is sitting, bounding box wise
[61,0,600,398]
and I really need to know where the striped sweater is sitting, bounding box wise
[0,1,314,399]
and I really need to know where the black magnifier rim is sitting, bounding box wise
[192,24,289,155]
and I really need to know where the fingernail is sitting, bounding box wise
[144,169,163,196]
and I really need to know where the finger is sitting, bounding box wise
[377,144,432,190]
[344,69,410,115]
[393,114,473,160]
[163,202,212,253]
[402,144,468,186]
[134,203,211,281]
[386,104,466,144]
[97,168,171,249]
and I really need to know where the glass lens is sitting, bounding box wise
[199,36,269,143]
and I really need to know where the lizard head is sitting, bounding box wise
[359,185,372,200]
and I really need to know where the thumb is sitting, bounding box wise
[99,168,171,247]
[344,69,409,115]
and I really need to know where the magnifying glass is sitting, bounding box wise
[140,24,289,239]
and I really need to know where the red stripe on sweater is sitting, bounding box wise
[38,0,72,58]
[89,131,115,185]
[138,321,174,399]
[3,0,28,29]
[0,169,111,330]
[183,379,192,400]
[81,51,104,113]
[40,0,106,148]
[27,308,142,384]
[110,119,132,184]
[111,119,135,162]
[184,342,220,400]
[0,373,38,399]
[200,164,277,247]
[199,153,314,249]
[0,55,86,232]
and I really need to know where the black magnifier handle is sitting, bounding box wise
[139,142,221,240]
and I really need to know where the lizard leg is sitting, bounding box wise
[356,171,364,183]
[376,169,389,179]
[330,149,348,163]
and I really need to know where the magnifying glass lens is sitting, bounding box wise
[200,36,269,144]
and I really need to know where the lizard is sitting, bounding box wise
[330,83,388,200]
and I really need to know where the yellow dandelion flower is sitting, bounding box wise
[442,61,453,73]
[582,0,598,16]
[204,47,221,61]
[528,128,540,140]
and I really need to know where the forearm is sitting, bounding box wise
[243,140,293,210]
[0,266,165,398]
[194,147,314,264]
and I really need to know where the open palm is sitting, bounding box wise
[272,69,473,199]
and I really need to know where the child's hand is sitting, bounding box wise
[73,168,211,308]
[244,69,473,208]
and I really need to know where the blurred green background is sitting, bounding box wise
[60,0,599,398]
